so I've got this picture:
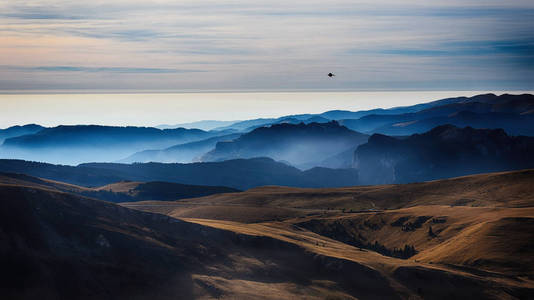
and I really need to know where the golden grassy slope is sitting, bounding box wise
[123,169,534,296]
[158,169,534,212]
[3,169,534,298]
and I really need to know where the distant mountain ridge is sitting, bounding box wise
[202,121,369,168]
[157,120,238,130]
[212,93,534,136]
[0,125,221,165]
[339,93,534,135]
[1,93,532,166]
[0,124,44,143]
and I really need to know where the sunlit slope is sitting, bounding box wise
[124,169,534,287]
[126,169,534,222]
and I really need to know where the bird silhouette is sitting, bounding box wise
[328,73,335,77]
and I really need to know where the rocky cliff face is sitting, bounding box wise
[354,125,534,185]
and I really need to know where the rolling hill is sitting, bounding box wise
[126,169,534,222]
[124,169,534,289]
[0,172,239,202]
[2,170,533,299]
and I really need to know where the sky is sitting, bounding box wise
[0,0,533,91]
[1,91,531,128]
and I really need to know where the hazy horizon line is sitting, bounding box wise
[1,90,532,129]
[1,88,534,95]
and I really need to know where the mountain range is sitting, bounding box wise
[0,125,224,165]
[212,93,534,136]
[339,93,534,135]
[1,93,532,167]
[1,123,533,189]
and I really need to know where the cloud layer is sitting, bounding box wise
[1,0,533,90]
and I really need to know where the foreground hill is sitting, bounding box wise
[0,172,239,202]
[0,184,398,299]
[2,176,532,299]
[0,157,359,189]
[203,121,368,169]
[0,125,220,165]
[354,125,534,185]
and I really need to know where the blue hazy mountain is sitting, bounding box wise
[0,157,359,189]
[1,93,532,167]
[119,133,241,163]
[156,120,239,130]
[355,125,534,185]
[339,94,534,136]
[0,125,221,165]
[371,111,534,136]
[0,124,45,143]
[212,114,320,132]
[317,94,488,120]
[202,121,369,169]
[209,93,533,136]
[213,118,278,131]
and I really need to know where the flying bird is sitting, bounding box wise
[328,73,335,78]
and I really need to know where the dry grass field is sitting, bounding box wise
[1,169,533,299]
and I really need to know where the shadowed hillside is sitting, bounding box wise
[0,184,403,299]
[0,157,359,189]
[0,172,240,202]
[355,125,534,185]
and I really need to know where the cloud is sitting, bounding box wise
[0,0,533,90]
[4,65,203,73]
